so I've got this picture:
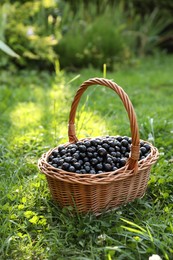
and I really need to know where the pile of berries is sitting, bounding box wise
[48,136,151,174]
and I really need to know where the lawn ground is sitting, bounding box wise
[0,54,173,259]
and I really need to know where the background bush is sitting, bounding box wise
[0,0,61,69]
[0,0,173,71]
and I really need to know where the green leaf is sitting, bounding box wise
[0,40,20,58]
[29,215,39,224]
[24,211,34,218]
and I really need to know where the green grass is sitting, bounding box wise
[0,54,173,259]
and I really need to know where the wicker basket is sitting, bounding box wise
[38,78,159,214]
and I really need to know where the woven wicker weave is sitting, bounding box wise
[38,78,159,214]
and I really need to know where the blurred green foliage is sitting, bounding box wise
[0,0,61,69]
[0,0,172,71]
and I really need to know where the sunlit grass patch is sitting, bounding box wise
[76,110,111,139]
[10,102,42,129]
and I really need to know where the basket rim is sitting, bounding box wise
[38,136,159,185]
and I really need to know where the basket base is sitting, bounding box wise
[46,167,150,214]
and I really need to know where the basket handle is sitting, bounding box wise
[68,78,140,172]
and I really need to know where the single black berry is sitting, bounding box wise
[121,139,129,147]
[119,158,126,167]
[60,149,66,156]
[140,147,147,155]
[102,143,109,150]
[97,171,103,174]
[87,152,93,158]
[109,140,116,147]
[48,155,54,161]
[58,145,65,151]
[115,146,120,152]
[70,147,77,154]
[71,158,77,164]
[96,163,103,171]
[62,162,70,170]
[121,147,127,154]
[109,147,115,153]
[87,147,94,153]
[52,150,59,157]
[104,163,112,171]
[69,166,75,172]
[90,139,98,146]
[111,152,117,157]
[68,144,77,150]
[125,152,129,158]
[106,157,113,164]
[80,169,86,174]
[64,156,72,163]
[140,141,145,147]
[78,145,87,152]
[73,162,81,169]
[97,156,103,162]
[80,152,86,158]
[85,166,91,172]
[95,139,102,145]
[73,152,80,160]
[115,141,121,147]
[144,143,150,152]
[116,136,123,142]
[84,141,91,147]
[91,158,98,165]
[116,152,121,158]
[84,162,90,167]
[98,148,107,157]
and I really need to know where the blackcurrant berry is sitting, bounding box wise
[116,136,123,142]
[64,156,72,163]
[52,150,59,157]
[69,166,75,172]
[62,162,70,170]
[111,152,117,157]
[98,148,107,157]
[121,147,127,154]
[109,147,115,153]
[104,163,112,171]
[84,141,91,147]
[96,163,103,170]
[102,143,109,150]
[48,155,54,161]
[144,144,150,152]
[119,158,126,167]
[70,148,77,154]
[78,145,87,152]
[140,147,147,155]
[73,162,81,169]
[121,139,129,147]
[52,163,58,168]
[73,152,80,160]
[85,166,90,172]
[87,152,93,158]
[91,158,98,165]
[116,152,121,158]
[60,149,66,156]
[58,145,65,151]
